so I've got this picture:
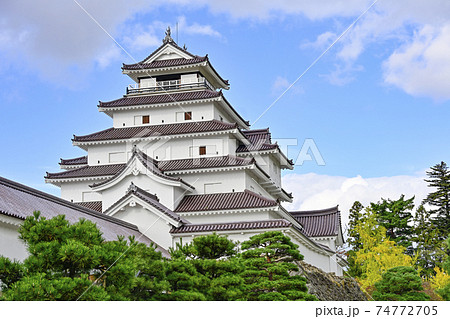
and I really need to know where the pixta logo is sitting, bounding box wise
[276,138,325,166]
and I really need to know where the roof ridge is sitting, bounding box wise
[0,176,141,231]
[243,189,278,204]
[98,89,221,108]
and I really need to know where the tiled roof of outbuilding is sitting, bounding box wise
[46,164,125,180]
[0,176,167,255]
[170,219,291,234]
[99,90,221,108]
[158,155,254,172]
[59,156,88,166]
[289,206,342,238]
[174,190,277,212]
[72,120,238,143]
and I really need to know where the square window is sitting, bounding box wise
[184,112,192,120]
[199,146,206,155]
[142,115,150,124]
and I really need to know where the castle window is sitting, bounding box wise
[199,146,206,155]
[185,112,192,120]
[142,115,150,124]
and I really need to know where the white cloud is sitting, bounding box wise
[383,24,450,101]
[177,16,221,38]
[271,76,304,95]
[282,172,430,232]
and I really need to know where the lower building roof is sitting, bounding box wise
[174,189,278,212]
[0,176,167,256]
[46,164,125,180]
[289,206,343,238]
[170,219,291,234]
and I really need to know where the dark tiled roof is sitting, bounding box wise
[174,190,277,212]
[123,41,197,68]
[170,219,291,234]
[72,120,238,143]
[237,128,278,152]
[289,206,341,237]
[0,176,165,254]
[122,56,208,71]
[104,183,189,224]
[91,148,193,189]
[46,164,125,180]
[99,90,221,108]
[121,41,229,86]
[158,155,254,172]
[74,201,102,213]
[59,156,88,166]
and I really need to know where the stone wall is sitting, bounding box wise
[296,261,368,301]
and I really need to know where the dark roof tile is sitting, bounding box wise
[73,120,237,143]
[99,90,220,108]
[170,219,291,234]
[74,201,102,213]
[158,155,253,172]
[46,164,125,180]
[289,206,341,237]
[122,56,208,70]
[59,156,88,166]
[174,190,277,212]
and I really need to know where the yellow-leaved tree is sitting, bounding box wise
[354,207,415,289]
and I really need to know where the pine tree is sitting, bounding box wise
[0,212,166,301]
[413,205,447,277]
[239,231,317,301]
[370,195,414,250]
[424,161,450,239]
[437,237,450,300]
[166,233,244,301]
[372,266,430,301]
[347,201,365,277]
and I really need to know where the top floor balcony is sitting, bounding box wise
[126,77,215,95]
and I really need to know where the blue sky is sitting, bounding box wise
[1,0,449,223]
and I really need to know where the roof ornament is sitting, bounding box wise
[183,44,188,50]
[128,182,137,193]
[163,26,174,44]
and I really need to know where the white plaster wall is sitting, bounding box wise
[112,206,173,249]
[112,103,215,128]
[178,170,246,195]
[213,104,235,124]
[245,174,273,200]
[0,219,28,261]
[100,173,178,212]
[88,144,127,166]
[60,181,102,203]
[145,135,231,161]
[312,237,337,252]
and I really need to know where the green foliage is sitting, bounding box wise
[371,195,414,250]
[347,201,365,277]
[372,266,430,301]
[166,234,244,300]
[437,237,450,300]
[240,231,317,301]
[0,212,165,301]
[424,161,450,240]
[413,205,447,277]
[1,215,315,301]
[353,207,415,289]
